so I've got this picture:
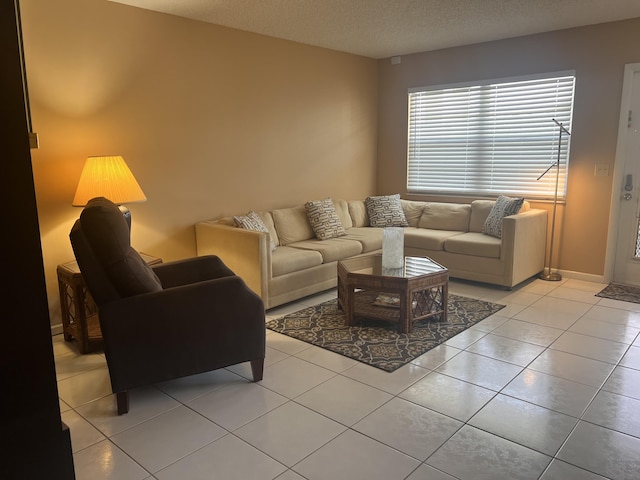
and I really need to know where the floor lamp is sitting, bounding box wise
[538,119,571,281]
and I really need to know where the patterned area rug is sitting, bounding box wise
[596,284,640,304]
[266,295,505,372]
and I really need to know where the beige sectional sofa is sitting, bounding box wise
[195,198,547,309]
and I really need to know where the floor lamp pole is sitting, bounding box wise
[538,119,570,281]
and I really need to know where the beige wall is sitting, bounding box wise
[21,0,378,327]
[21,0,640,328]
[378,18,640,279]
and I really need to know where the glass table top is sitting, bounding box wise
[340,254,447,279]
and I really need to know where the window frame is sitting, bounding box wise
[406,71,576,201]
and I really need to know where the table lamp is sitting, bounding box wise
[72,155,146,227]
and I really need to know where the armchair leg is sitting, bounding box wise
[250,358,264,382]
[116,391,129,415]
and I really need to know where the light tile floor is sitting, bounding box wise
[54,277,640,480]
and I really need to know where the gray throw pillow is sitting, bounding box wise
[305,198,346,240]
[482,195,524,238]
[365,194,409,227]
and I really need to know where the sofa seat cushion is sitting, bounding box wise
[343,227,383,252]
[404,227,465,251]
[271,246,323,277]
[444,232,501,259]
[287,237,363,263]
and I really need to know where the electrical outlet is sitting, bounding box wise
[595,164,609,177]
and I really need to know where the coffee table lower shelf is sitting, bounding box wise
[339,288,448,333]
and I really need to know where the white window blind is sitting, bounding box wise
[407,73,575,199]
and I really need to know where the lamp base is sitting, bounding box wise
[539,270,562,281]
[118,205,132,230]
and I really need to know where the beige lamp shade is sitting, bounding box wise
[72,155,147,206]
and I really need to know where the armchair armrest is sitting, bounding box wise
[152,255,235,288]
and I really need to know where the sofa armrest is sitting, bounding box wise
[501,209,548,286]
[195,222,270,302]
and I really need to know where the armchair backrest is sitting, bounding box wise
[70,196,162,306]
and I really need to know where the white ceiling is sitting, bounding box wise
[110,0,640,59]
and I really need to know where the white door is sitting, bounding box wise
[611,64,640,287]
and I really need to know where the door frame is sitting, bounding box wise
[604,62,640,283]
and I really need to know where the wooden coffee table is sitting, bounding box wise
[337,254,448,333]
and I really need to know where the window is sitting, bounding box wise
[407,73,575,200]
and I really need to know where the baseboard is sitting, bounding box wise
[45,270,606,340]
[556,269,606,284]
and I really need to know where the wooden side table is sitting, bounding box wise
[57,253,162,354]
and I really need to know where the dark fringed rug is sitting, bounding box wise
[596,284,640,305]
[266,295,505,372]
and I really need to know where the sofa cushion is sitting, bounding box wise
[257,211,280,247]
[343,227,383,253]
[272,205,315,245]
[444,232,502,259]
[287,237,363,263]
[305,198,346,240]
[400,200,426,227]
[419,203,471,231]
[365,194,409,227]
[483,195,524,238]
[469,200,496,232]
[271,246,323,277]
[470,199,530,232]
[334,199,353,229]
[403,227,465,251]
[233,210,277,251]
[348,200,369,227]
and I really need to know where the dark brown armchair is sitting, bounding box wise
[69,197,265,415]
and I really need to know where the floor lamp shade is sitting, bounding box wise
[72,155,147,207]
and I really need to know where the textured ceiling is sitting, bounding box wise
[110,0,640,58]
